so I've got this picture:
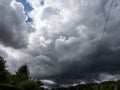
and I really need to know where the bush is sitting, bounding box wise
[0,84,23,90]
[17,80,42,90]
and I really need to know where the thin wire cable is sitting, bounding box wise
[96,0,114,55]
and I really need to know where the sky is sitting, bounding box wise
[0,0,120,88]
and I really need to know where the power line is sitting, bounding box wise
[96,0,114,55]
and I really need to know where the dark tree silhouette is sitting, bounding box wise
[0,56,6,71]
[15,64,29,83]
[0,56,11,83]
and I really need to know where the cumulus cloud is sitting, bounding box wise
[1,0,120,87]
[0,0,33,48]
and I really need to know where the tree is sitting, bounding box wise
[0,56,6,71]
[0,56,11,83]
[15,64,30,83]
[17,64,29,79]
[0,57,44,90]
[15,64,43,90]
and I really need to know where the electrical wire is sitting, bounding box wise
[96,0,114,55]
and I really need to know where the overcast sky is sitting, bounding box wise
[0,0,120,87]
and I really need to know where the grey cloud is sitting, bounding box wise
[27,0,120,85]
[0,0,33,48]
[41,6,60,20]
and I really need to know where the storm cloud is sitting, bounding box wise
[0,0,120,87]
[0,0,33,48]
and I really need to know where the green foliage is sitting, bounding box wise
[0,84,23,90]
[16,64,29,81]
[17,80,43,90]
[0,70,12,83]
[0,56,44,90]
[53,81,118,90]
[115,80,120,90]
[0,56,6,71]
[0,56,12,83]
[11,64,30,84]
[114,86,118,90]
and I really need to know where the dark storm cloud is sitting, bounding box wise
[50,48,120,84]
[27,0,120,85]
[0,0,33,48]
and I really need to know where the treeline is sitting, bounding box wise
[0,56,45,90]
[1,56,120,90]
[53,81,120,90]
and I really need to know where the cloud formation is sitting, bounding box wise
[0,0,33,48]
[1,0,120,87]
